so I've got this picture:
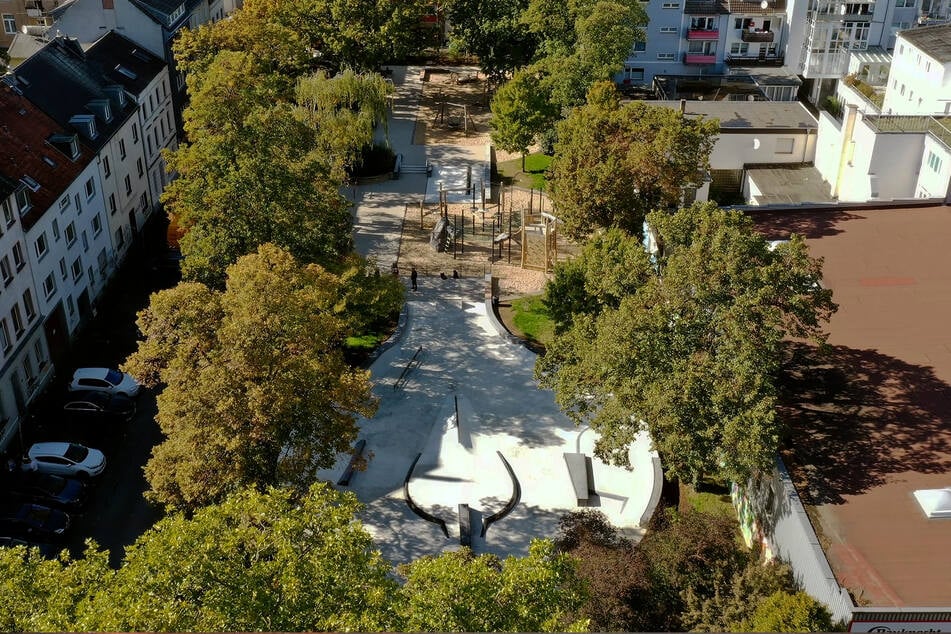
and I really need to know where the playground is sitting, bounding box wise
[413,67,493,146]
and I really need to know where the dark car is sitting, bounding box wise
[4,472,87,511]
[63,390,136,421]
[0,535,61,558]
[0,503,71,540]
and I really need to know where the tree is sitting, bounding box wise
[86,484,398,632]
[548,83,719,240]
[536,203,837,485]
[445,0,538,83]
[123,245,377,510]
[742,590,835,632]
[543,227,652,333]
[490,67,559,170]
[396,540,589,632]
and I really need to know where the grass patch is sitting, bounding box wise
[496,152,552,190]
[680,479,734,517]
[510,294,555,347]
[345,333,386,350]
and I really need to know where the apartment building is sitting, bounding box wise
[0,0,58,49]
[84,31,176,225]
[881,24,951,114]
[0,82,108,451]
[12,35,153,268]
[49,0,224,132]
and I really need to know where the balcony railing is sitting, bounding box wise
[725,54,785,66]
[725,0,788,11]
[684,0,729,13]
[687,28,720,39]
[741,29,775,42]
[684,53,718,64]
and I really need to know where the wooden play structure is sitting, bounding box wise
[430,92,478,136]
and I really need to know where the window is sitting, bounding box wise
[147,136,153,155]
[65,222,76,246]
[59,195,70,211]
[12,242,24,270]
[896,0,915,6]
[928,151,943,172]
[71,258,83,281]
[85,177,95,200]
[2,198,12,226]
[136,158,144,177]
[690,16,715,29]
[731,42,750,55]
[98,248,108,276]
[115,227,125,249]
[22,290,35,322]
[82,231,88,252]
[15,189,31,215]
[34,232,48,259]
[160,118,166,139]
[661,2,680,7]
[687,40,717,54]
[657,52,676,60]
[74,193,82,213]
[0,319,10,352]
[124,174,132,195]
[103,156,111,178]
[633,41,647,52]
[625,67,645,81]
[34,339,45,368]
[42,272,56,299]
[119,139,126,160]
[51,219,60,241]
[775,137,795,154]
[22,356,34,386]
[66,295,75,316]
[59,257,67,280]
[659,26,678,33]
[132,123,139,143]
[108,194,117,215]
[0,257,11,285]
[11,305,23,337]
[92,213,102,236]
[734,17,744,28]
[2,14,15,35]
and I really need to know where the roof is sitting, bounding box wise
[12,35,139,152]
[750,204,951,608]
[898,24,951,63]
[747,166,834,204]
[0,84,94,231]
[84,31,166,95]
[653,100,818,130]
[6,33,48,64]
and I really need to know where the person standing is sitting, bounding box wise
[411,266,418,291]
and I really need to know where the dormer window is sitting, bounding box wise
[69,114,98,140]
[19,176,40,192]
[104,84,128,109]
[86,99,113,123]
[167,3,185,25]
[14,188,31,215]
[49,133,81,159]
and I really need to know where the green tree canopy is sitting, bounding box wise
[490,67,559,168]
[397,541,589,632]
[742,590,836,632]
[536,203,836,485]
[445,0,538,82]
[548,83,719,240]
[123,245,379,510]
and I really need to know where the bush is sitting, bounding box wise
[353,142,396,177]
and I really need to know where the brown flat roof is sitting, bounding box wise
[751,205,951,608]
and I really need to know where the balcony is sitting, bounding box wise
[684,0,730,13]
[725,0,787,11]
[725,54,785,66]
[687,28,720,39]
[741,28,775,41]
[684,53,718,64]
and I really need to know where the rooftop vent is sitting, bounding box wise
[42,156,56,167]
[913,487,951,519]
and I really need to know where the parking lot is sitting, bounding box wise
[8,234,178,566]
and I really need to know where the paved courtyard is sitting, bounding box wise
[327,66,661,566]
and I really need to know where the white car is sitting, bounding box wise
[26,443,106,479]
[68,368,140,398]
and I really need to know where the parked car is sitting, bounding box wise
[68,368,141,398]
[63,390,136,422]
[0,502,70,540]
[3,472,87,511]
[0,535,60,558]
[25,442,106,479]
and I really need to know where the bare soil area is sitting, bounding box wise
[413,67,493,146]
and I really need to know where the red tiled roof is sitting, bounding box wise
[0,84,94,231]
[751,204,951,608]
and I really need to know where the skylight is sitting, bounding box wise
[20,176,40,192]
[913,488,951,519]
[115,64,137,80]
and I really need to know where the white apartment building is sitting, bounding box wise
[11,35,153,266]
[881,24,951,114]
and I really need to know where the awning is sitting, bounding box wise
[851,47,892,66]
